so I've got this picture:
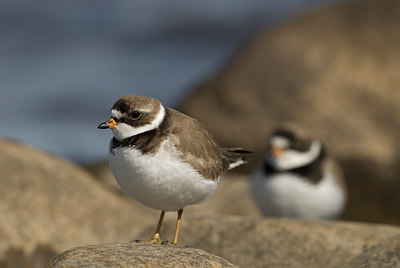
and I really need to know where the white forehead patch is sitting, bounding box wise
[111,103,166,140]
[111,109,124,119]
[270,136,290,148]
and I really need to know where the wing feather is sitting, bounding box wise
[165,108,223,180]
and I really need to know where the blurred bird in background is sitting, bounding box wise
[251,124,347,219]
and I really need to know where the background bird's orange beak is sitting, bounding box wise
[97,118,117,129]
[271,146,284,157]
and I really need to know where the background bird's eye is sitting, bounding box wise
[292,141,300,149]
[292,140,309,151]
[131,111,142,120]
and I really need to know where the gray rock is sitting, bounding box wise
[351,234,400,268]
[46,242,238,268]
[140,216,400,268]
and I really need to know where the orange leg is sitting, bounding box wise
[171,209,183,245]
[150,210,165,244]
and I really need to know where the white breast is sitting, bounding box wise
[108,138,219,211]
[250,168,346,219]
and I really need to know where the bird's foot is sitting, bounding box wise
[148,237,163,244]
[133,238,162,245]
[161,240,177,246]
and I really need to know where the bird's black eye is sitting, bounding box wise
[131,111,142,120]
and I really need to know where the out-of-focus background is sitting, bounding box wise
[2,0,400,267]
[0,0,345,163]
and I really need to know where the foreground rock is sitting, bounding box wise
[179,0,400,225]
[350,234,400,267]
[46,243,237,268]
[139,216,400,267]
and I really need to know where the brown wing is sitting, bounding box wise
[165,108,223,180]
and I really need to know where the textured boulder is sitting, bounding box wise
[46,243,238,268]
[140,216,400,268]
[180,0,400,167]
[350,234,400,267]
[179,0,400,225]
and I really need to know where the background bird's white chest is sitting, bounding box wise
[251,169,346,219]
[108,138,218,211]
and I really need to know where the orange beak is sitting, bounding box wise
[271,146,284,157]
[97,118,117,129]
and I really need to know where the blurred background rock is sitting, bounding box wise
[2,0,400,267]
[179,0,400,226]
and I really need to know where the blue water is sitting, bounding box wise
[0,0,346,163]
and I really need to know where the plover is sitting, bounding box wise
[98,94,250,244]
[251,125,347,219]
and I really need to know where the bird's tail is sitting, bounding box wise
[221,147,252,171]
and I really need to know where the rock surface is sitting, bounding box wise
[179,0,400,225]
[46,242,238,268]
[350,234,400,268]
[140,216,400,268]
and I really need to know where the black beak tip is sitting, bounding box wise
[97,122,109,129]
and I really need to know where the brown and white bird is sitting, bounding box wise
[251,125,347,219]
[98,94,250,245]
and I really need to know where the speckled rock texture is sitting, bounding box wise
[350,234,400,268]
[46,243,238,268]
[141,216,400,268]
